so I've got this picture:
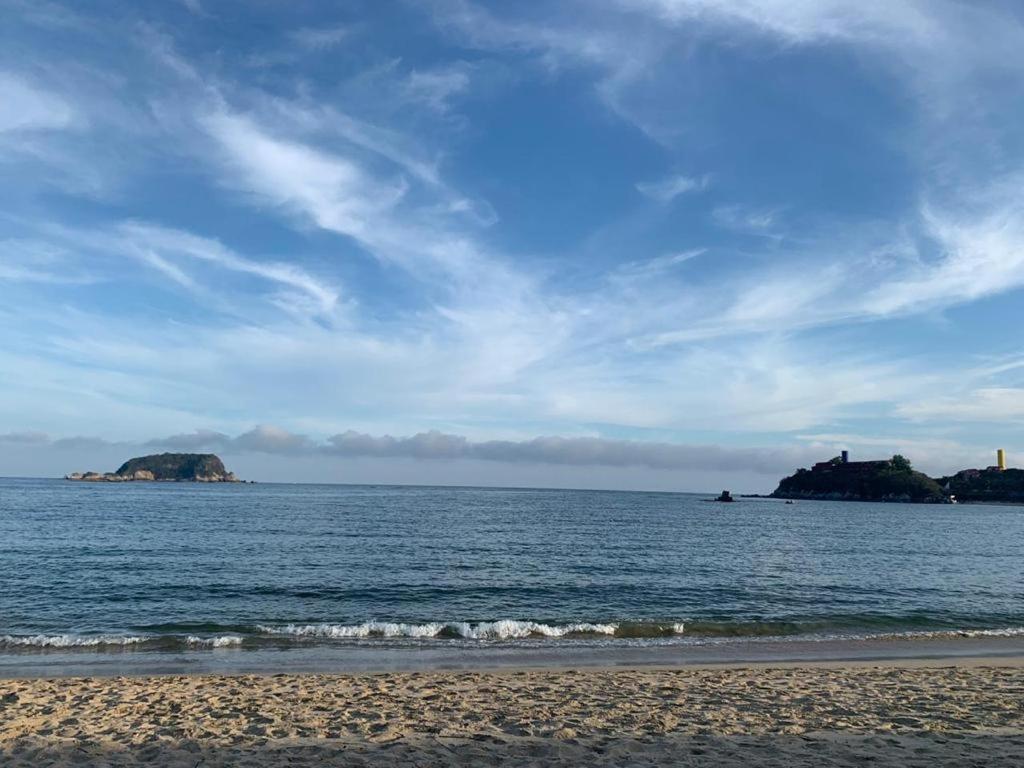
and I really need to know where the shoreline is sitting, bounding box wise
[4,654,1024,682]
[3,633,1023,680]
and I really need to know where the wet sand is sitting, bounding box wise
[2,661,1024,766]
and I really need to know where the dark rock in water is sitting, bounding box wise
[66,453,240,482]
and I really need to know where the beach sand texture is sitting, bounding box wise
[2,664,1024,766]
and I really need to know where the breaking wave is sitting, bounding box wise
[0,634,148,648]
[186,635,243,648]
[934,627,1024,638]
[2,622,1022,654]
[0,633,243,651]
[257,620,626,640]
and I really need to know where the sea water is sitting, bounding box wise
[1,478,1022,671]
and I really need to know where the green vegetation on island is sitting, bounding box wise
[66,453,240,482]
[939,467,1024,503]
[772,454,950,503]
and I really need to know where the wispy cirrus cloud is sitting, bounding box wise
[635,174,708,202]
[0,73,76,133]
[896,388,1024,424]
[118,222,343,317]
[864,197,1024,316]
[289,25,351,50]
[620,0,942,46]
[200,110,409,250]
[627,179,1024,346]
[3,219,343,321]
[711,205,778,234]
[403,64,473,113]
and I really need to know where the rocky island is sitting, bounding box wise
[772,449,1024,504]
[66,453,240,482]
[939,466,1024,503]
[772,453,949,503]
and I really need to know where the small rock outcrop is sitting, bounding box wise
[66,453,240,482]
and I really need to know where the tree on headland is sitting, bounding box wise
[891,454,912,473]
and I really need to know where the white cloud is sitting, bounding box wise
[134,249,198,290]
[622,0,941,46]
[8,219,343,319]
[432,0,1024,153]
[864,198,1024,317]
[0,239,104,284]
[404,64,472,112]
[712,205,777,233]
[201,111,407,245]
[148,425,825,474]
[611,249,705,281]
[618,0,1024,91]
[118,222,342,316]
[179,0,205,16]
[628,176,1024,347]
[290,25,351,50]
[193,100,567,391]
[146,428,230,451]
[0,73,75,133]
[233,425,317,453]
[635,174,707,202]
[896,388,1024,423]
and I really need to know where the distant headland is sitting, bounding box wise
[772,449,1023,504]
[66,453,242,483]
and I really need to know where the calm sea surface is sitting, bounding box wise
[2,478,1023,663]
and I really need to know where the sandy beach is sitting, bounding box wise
[2,660,1023,766]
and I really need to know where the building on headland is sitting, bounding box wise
[941,450,1024,503]
[986,449,1008,472]
[773,450,949,503]
[776,448,1023,504]
[811,451,890,474]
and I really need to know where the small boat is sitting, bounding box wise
[714,490,735,502]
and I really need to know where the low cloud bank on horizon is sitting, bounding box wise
[1,427,827,475]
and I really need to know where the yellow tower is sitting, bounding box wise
[997,449,1006,471]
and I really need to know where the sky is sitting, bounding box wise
[2,0,1024,491]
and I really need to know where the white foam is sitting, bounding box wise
[257,620,620,640]
[944,627,1024,638]
[840,626,1024,642]
[186,635,243,648]
[258,622,445,638]
[0,634,148,648]
[450,620,619,639]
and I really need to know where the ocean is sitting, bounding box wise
[2,477,1023,673]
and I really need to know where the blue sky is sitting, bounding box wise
[2,0,1024,490]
